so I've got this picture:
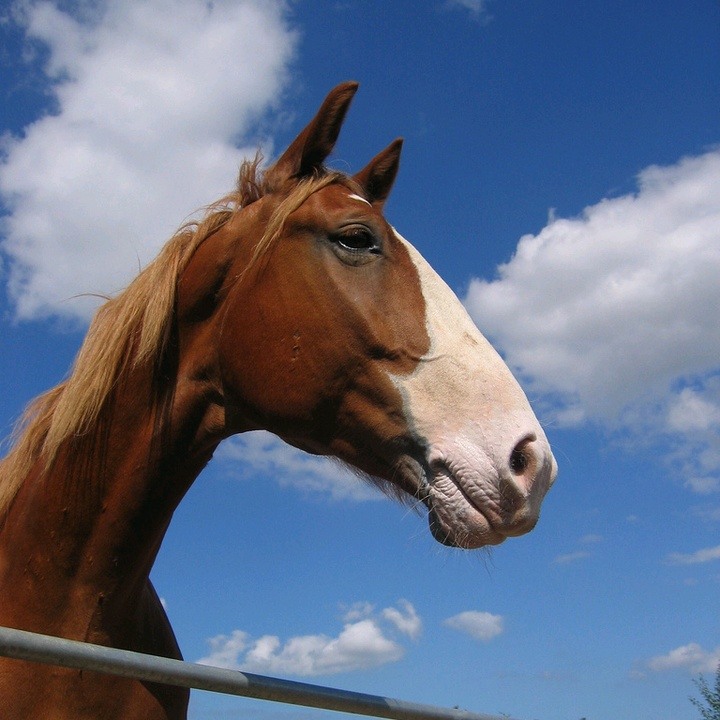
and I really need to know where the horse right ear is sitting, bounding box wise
[265,82,359,189]
[353,138,403,207]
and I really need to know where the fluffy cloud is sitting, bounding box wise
[216,431,381,502]
[0,0,295,321]
[382,599,422,640]
[465,149,720,489]
[647,643,720,674]
[443,611,504,642]
[198,601,417,676]
[199,629,250,671]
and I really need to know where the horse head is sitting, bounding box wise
[177,82,557,549]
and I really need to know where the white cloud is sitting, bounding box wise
[341,602,376,623]
[216,431,381,502]
[445,0,491,22]
[198,601,416,676]
[464,149,720,489]
[0,0,295,321]
[647,643,720,674]
[382,599,422,640]
[665,544,720,566]
[685,476,720,495]
[246,620,401,676]
[443,610,503,642]
[666,387,720,434]
[201,629,250,670]
[552,534,601,564]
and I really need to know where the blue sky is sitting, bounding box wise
[1,2,719,719]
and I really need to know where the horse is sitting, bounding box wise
[0,82,556,719]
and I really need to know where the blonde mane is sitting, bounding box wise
[0,156,353,518]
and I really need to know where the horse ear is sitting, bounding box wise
[265,81,359,188]
[353,138,403,207]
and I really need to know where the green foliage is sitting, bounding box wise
[691,663,720,720]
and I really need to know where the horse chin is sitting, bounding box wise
[427,505,507,549]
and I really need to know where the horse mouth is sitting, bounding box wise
[419,461,538,550]
[389,444,549,549]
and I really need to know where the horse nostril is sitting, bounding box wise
[509,434,537,476]
[509,448,528,474]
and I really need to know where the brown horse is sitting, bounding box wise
[0,83,556,719]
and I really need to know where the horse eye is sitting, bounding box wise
[336,227,378,253]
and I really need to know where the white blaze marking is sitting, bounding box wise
[387,231,556,548]
[391,229,549,466]
[347,193,371,206]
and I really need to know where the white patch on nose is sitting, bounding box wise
[347,193,371,206]
[389,229,557,547]
[390,229,555,482]
[382,230,557,547]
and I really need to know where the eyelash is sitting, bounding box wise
[334,227,380,254]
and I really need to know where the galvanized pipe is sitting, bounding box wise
[0,626,514,720]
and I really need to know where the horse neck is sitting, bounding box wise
[0,344,222,634]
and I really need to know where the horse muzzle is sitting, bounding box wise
[419,434,557,549]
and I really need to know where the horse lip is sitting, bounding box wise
[428,458,490,516]
[396,450,535,547]
[425,458,529,541]
[389,445,435,500]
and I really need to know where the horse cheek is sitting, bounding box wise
[215,283,329,433]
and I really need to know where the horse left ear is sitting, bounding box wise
[353,138,403,207]
[265,81,359,189]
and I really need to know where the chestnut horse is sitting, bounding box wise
[0,83,556,719]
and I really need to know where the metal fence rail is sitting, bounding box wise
[0,626,516,720]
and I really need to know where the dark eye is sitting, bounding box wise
[335,226,379,253]
[329,225,383,266]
